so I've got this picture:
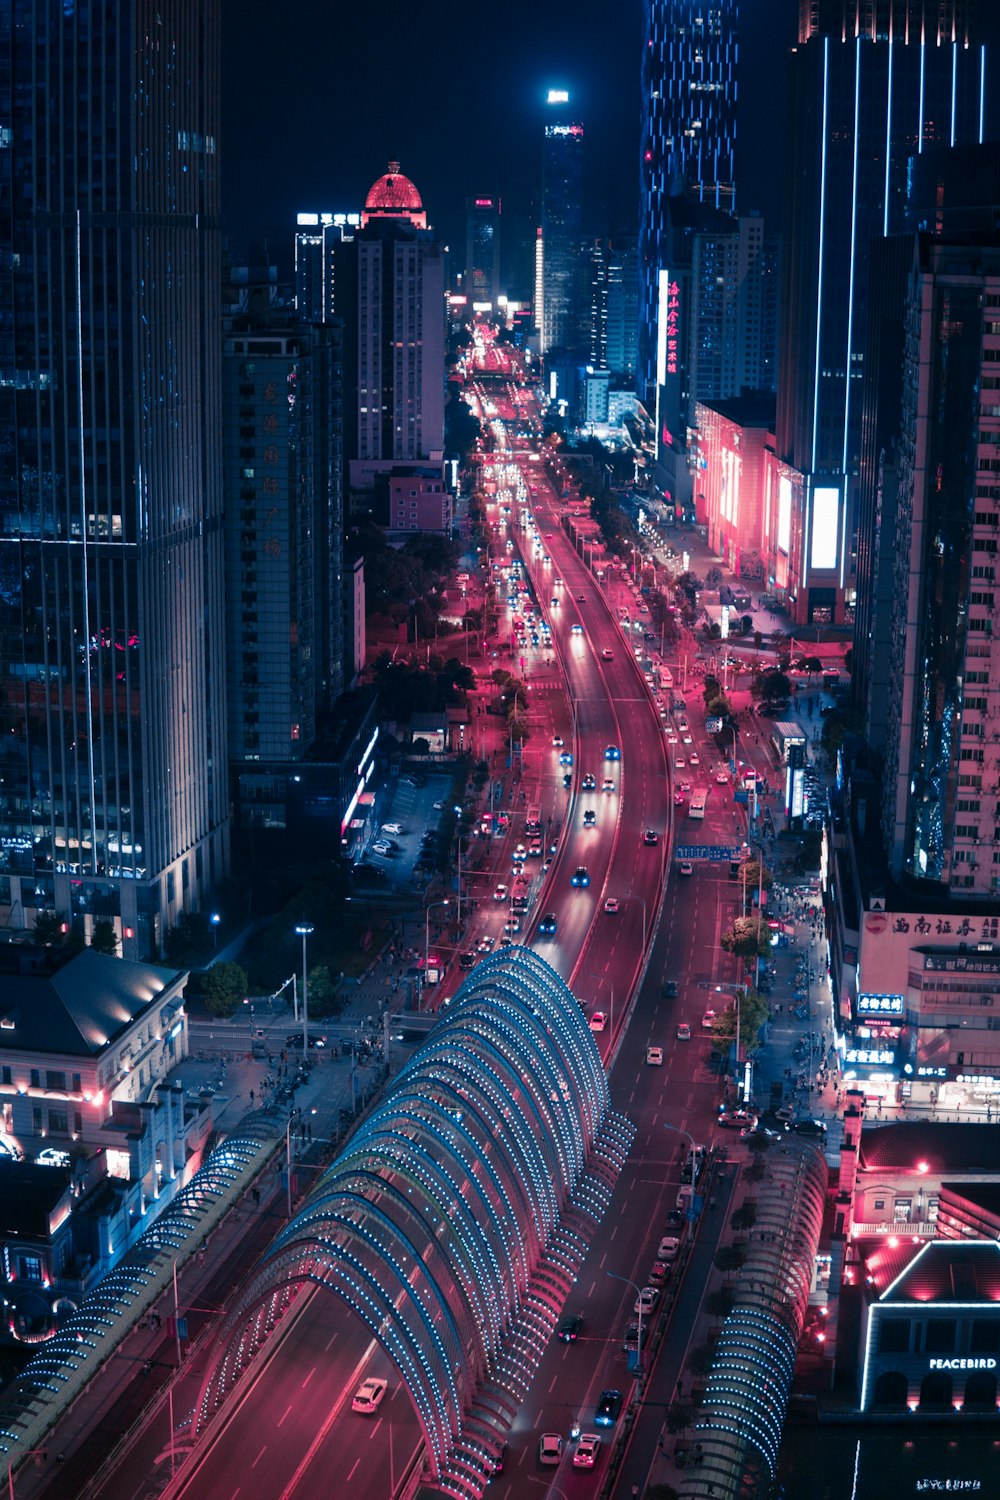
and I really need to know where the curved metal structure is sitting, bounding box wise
[0,1120,276,1470]
[193,948,631,1494]
[680,1140,829,1500]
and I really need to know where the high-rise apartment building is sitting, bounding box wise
[589,237,639,382]
[293,212,361,324]
[0,1,228,959]
[639,0,739,400]
[776,0,986,625]
[540,91,584,356]
[881,236,1000,896]
[332,164,445,491]
[222,264,344,768]
[688,212,778,419]
[465,197,501,309]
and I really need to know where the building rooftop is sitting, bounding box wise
[697,391,776,428]
[0,1160,72,1239]
[362,161,426,229]
[858,1121,1000,1175]
[0,949,185,1058]
[879,1240,1000,1305]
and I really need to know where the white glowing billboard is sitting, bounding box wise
[810,485,840,570]
[777,475,792,554]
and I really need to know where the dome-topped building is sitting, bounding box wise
[361,160,427,229]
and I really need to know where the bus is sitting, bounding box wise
[525,805,542,836]
[511,873,532,913]
[689,788,708,819]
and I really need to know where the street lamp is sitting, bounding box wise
[8,1450,48,1500]
[663,1122,699,1213]
[607,1269,646,1379]
[210,913,221,953]
[424,901,450,1009]
[588,972,614,1036]
[294,924,314,1062]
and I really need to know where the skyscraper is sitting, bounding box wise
[0,1,228,958]
[639,0,739,400]
[880,235,1000,897]
[776,0,986,625]
[293,212,361,324]
[465,196,501,310]
[540,91,585,355]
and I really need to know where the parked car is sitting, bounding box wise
[634,1285,659,1315]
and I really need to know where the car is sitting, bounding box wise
[678,861,694,876]
[551,596,560,607]
[491,1442,508,1475]
[539,1433,563,1467]
[583,809,596,827]
[381,822,403,835]
[528,841,543,857]
[743,1124,783,1143]
[552,735,565,747]
[648,1260,670,1285]
[559,751,574,765]
[601,647,614,660]
[664,1208,685,1234]
[701,1008,717,1030]
[622,1321,641,1351]
[563,771,573,788]
[503,917,521,935]
[646,1045,664,1065]
[603,896,619,913]
[458,950,476,970]
[673,789,685,805]
[571,866,590,887]
[719,1110,757,1130]
[493,884,508,902]
[604,745,621,760]
[576,593,586,602]
[682,1146,706,1184]
[512,843,527,863]
[689,751,700,765]
[476,934,495,954]
[589,1011,607,1032]
[681,732,693,744]
[662,979,678,998]
[352,1377,388,1414]
[594,1390,624,1427]
[676,1022,691,1041]
[571,623,584,634]
[371,842,394,856]
[573,1434,601,1469]
[601,777,615,792]
[716,769,729,784]
[582,773,597,790]
[634,1285,659,1315]
[643,829,659,846]
[557,1312,584,1342]
[676,1185,693,1212]
[674,757,686,770]
[657,1236,681,1260]
[793,1118,828,1138]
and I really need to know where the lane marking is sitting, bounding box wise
[277,1403,293,1428]
[251,1446,267,1470]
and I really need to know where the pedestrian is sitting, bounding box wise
[249,1088,255,1105]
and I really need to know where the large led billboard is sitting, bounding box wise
[777,475,792,554]
[810,485,840,570]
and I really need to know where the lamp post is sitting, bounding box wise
[8,1451,47,1500]
[588,972,614,1036]
[424,901,449,1010]
[210,913,221,954]
[607,1269,646,1379]
[294,924,314,1062]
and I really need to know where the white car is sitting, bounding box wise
[589,1011,607,1033]
[646,1046,663,1066]
[539,1432,563,1466]
[658,1235,681,1261]
[689,751,700,765]
[381,823,402,835]
[493,884,508,902]
[634,1285,659,1315]
[573,1433,601,1468]
[352,1377,388,1414]
[603,896,619,913]
[701,1008,717,1030]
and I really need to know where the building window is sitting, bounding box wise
[30,1068,40,1090]
[48,1109,69,1135]
[971,1320,1000,1354]
[924,1320,957,1354]
[878,1319,910,1354]
[1,1066,10,1086]
[46,1070,66,1092]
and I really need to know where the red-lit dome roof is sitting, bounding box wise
[361,161,427,229]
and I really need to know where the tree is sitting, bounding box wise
[730,1202,758,1233]
[702,674,721,704]
[769,628,790,656]
[751,667,792,702]
[710,988,771,1050]
[705,694,733,720]
[705,1286,736,1318]
[89,919,118,957]
[33,909,66,946]
[665,1400,695,1433]
[737,857,773,896]
[203,962,248,1017]
[714,1243,746,1275]
[686,1342,717,1378]
[745,1131,772,1159]
[753,631,764,651]
[306,964,341,1017]
[719,916,770,958]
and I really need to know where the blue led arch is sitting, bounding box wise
[192,948,623,1484]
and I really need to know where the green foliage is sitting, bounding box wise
[710,988,771,1049]
[372,655,477,720]
[746,1133,772,1158]
[737,857,773,894]
[204,962,248,1017]
[703,674,721,704]
[33,909,66,946]
[820,703,864,760]
[665,1401,695,1434]
[705,1285,737,1317]
[730,1202,758,1233]
[751,667,793,702]
[306,964,341,1017]
[89,918,118,957]
[685,1342,717,1378]
[164,910,212,966]
[714,1243,747,1275]
[719,916,771,958]
[444,389,481,459]
[705,694,732,719]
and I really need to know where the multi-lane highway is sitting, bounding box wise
[96,341,759,1500]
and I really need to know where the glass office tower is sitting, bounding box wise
[0,1,229,958]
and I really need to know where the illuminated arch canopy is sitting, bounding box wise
[195,947,633,1497]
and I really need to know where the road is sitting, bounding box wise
[95,334,757,1500]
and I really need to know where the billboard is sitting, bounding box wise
[777,474,792,554]
[810,485,840,570]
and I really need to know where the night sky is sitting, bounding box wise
[222,1,801,278]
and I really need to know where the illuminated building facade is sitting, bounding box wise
[776,0,987,625]
[0,0,229,960]
[541,92,585,355]
[465,196,501,309]
[639,0,739,401]
[293,211,361,323]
